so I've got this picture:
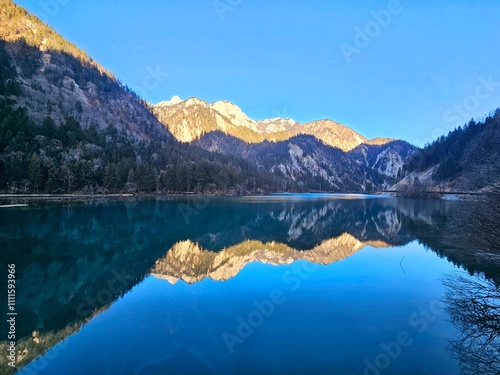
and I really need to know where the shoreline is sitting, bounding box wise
[0,191,375,199]
[0,192,386,206]
[0,191,484,207]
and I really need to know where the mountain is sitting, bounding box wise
[154,96,416,191]
[394,110,500,195]
[0,0,415,195]
[194,131,393,191]
[152,95,392,152]
[0,0,132,131]
[349,140,415,179]
[0,0,279,195]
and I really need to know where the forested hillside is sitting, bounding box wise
[0,0,416,195]
[194,131,396,192]
[395,110,500,193]
[0,0,421,195]
[0,0,278,194]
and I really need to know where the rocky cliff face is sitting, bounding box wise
[194,132,400,191]
[0,1,164,137]
[349,140,415,179]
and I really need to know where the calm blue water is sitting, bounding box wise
[0,195,496,374]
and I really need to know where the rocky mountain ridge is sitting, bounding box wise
[152,95,393,152]
[0,0,416,194]
[152,96,416,191]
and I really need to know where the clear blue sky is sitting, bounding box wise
[15,0,500,146]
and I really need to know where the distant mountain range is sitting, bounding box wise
[152,96,416,190]
[0,0,415,195]
[1,0,498,196]
[152,95,391,152]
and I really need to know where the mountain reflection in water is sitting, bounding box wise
[0,196,498,374]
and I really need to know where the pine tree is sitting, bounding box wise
[29,154,43,193]
[46,160,60,193]
[104,164,119,192]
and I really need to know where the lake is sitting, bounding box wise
[1,194,498,375]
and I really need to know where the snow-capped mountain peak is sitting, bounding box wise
[151,96,396,152]
[156,95,183,107]
[209,100,257,129]
[184,97,206,106]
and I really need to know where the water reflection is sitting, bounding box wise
[0,196,497,374]
[443,273,500,375]
[151,235,390,284]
